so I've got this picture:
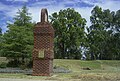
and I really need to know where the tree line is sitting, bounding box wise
[0,5,120,66]
[50,6,120,60]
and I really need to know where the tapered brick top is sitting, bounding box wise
[34,9,54,36]
[41,8,48,22]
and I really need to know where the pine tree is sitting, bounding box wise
[0,27,3,56]
[3,5,34,67]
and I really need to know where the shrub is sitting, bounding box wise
[0,62,7,68]
[19,64,27,70]
[27,60,33,68]
[7,60,21,67]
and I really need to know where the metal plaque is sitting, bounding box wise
[38,50,44,58]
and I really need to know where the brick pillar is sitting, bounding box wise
[32,8,54,76]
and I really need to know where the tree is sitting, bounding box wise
[0,27,3,56]
[87,6,108,60]
[112,10,120,60]
[2,5,34,66]
[87,6,120,60]
[50,8,86,59]
[0,27,2,35]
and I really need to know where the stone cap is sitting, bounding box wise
[41,8,48,22]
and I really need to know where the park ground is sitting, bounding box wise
[0,59,120,81]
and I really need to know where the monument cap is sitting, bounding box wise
[41,8,48,22]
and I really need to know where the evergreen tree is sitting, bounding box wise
[2,5,34,66]
[0,27,3,56]
[0,27,2,35]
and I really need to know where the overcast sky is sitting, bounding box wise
[0,0,120,33]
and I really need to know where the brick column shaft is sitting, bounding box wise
[32,9,54,76]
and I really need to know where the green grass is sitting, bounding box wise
[54,59,102,72]
[54,59,120,72]
[53,59,120,81]
[0,58,120,81]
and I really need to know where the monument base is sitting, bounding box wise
[32,59,53,76]
[32,73,52,76]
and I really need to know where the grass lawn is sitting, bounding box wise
[0,58,120,81]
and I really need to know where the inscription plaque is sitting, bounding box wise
[38,50,44,58]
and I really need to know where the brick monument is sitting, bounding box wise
[32,8,54,76]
